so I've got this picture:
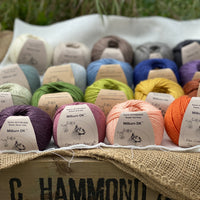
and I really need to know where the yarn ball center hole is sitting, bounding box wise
[66,43,80,48]
[197,63,200,71]
[153,86,169,94]
[150,45,160,52]
[108,40,119,48]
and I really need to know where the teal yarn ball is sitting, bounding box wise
[0,83,32,105]
[19,64,41,94]
[31,82,84,106]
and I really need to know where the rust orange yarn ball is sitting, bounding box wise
[183,79,200,97]
[164,95,191,145]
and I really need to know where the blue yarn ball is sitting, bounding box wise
[133,58,180,87]
[19,64,41,94]
[87,58,133,87]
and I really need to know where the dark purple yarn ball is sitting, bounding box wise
[0,105,53,151]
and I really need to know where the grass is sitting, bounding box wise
[1,0,200,30]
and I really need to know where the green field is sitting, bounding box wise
[1,0,200,30]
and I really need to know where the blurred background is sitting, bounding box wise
[1,0,200,30]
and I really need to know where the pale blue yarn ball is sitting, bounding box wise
[86,58,133,87]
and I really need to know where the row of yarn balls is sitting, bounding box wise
[0,35,200,151]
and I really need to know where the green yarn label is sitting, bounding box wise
[57,104,98,147]
[114,111,155,146]
[181,42,200,65]
[146,92,175,116]
[38,92,74,119]
[0,116,38,151]
[149,52,163,59]
[17,38,47,75]
[100,48,125,61]
[179,97,200,147]
[53,43,85,66]
[42,64,75,85]
[0,64,31,91]
[95,89,128,116]
[148,68,177,83]
[0,92,13,112]
[95,64,128,84]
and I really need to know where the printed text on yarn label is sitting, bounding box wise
[57,104,98,147]
[100,48,125,61]
[95,64,128,84]
[181,42,200,65]
[146,92,174,116]
[95,89,127,116]
[42,64,75,85]
[149,53,163,59]
[148,68,177,82]
[0,92,13,112]
[114,111,155,146]
[18,38,47,74]
[179,97,200,147]
[0,116,38,151]
[0,64,31,91]
[54,43,85,66]
[38,92,74,119]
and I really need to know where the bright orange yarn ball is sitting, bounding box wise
[106,100,164,145]
[164,95,191,145]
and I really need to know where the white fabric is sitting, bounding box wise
[1,14,200,153]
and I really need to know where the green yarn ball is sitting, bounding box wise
[31,82,84,106]
[0,83,32,105]
[84,78,134,103]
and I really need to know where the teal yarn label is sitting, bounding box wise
[179,97,200,147]
[114,111,155,146]
[0,92,13,112]
[57,104,98,147]
[0,116,38,151]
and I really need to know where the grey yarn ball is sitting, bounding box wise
[134,42,173,66]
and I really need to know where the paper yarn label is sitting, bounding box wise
[192,71,200,80]
[38,92,74,119]
[0,64,31,91]
[149,52,163,59]
[181,42,200,65]
[179,97,200,147]
[100,48,125,61]
[197,83,200,97]
[95,64,128,84]
[0,116,38,151]
[148,68,177,83]
[95,89,128,116]
[55,43,85,66]
[114,111,155,146]
[0,92,13,112]
[42,64,75,85]
[57,104,98,147]
[17,38,47,74]
[145,92,175,116]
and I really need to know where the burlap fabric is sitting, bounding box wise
[0,30,13,62]
[0,148,199,200]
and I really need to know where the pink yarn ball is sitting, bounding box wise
[106,100,164,145]
[53,102,106,146]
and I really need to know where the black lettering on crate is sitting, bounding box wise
[106,179,118,200]
[9,178,23,200]
[55,177,67,200]
[40,178,52,200]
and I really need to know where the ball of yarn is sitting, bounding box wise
[53,102,106,147]
[8,34,53,75]
[133,58,180,87]
[106,100,164,145]
[0,105,52,151]
[53,42,90,68]
[135,78,184,100]
[164,95,191,145]
[173,39,200,68]
[179,60,200,86]
[183,79,200,97]
[0,83,32,105]
[43,63,86,92]
[31,82,84,106]
[87,58,133,87]
[91,35,133,64]
[134,42,173,65]
[84,78,134,104]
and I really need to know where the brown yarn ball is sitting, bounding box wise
[91,35,134,65]
[183,79,200,97]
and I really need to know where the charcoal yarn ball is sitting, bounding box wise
[0,105,53,151]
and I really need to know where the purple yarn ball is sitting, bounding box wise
[179,60,200,86]
[0,105,53,151]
